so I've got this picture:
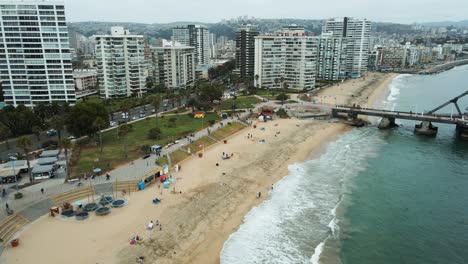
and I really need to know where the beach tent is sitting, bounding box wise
[40,150,59,158]
[0,169,18,184]
[150,145,162,153]
[37,157,58,166]
[1,160,28,173]
[32,164,55,180]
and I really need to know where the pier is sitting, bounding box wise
[331,90,468,138]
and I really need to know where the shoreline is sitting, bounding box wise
[3,73,398,264]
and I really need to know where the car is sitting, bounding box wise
[109,121,118,127]
[132,116,138,120]
[121,112,129,119]
[139,113,146,118]
[68,135,76,140]
[46,129,57,137]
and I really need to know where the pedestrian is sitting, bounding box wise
[6,202,9,210]
[146,161,149,166]
[106,173,110,181]
[41,188,44,194]
[271,184,274,190]
[159,224,162,231]
[156,220,160,226]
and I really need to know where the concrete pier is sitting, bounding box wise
[456,123,468,140]
[414,121,438,136]
[378,118,398,129]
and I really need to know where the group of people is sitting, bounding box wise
[147,220,161,231]
[222,152,233,160]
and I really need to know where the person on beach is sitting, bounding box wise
[148,221,154,230]
[156,220,159,226]
[41,188,44,194]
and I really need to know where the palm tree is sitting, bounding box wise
[59,138,72,182]
[17,136,32,182]
[48,115,65,141]
[93,117,106,154]
[32,126,42,141]
[0,125,12,149]
[120,100,132,122]
[282,82,289,105]
[279,76,285,91]
[148,95,161,125]
[254,74,260,89]
[118,124,130,159]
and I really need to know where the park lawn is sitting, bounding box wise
[183,137,217,153]
[221,96,260,110]
[170,150,191,165]
[210,122,247,141]
[73,113,220,176]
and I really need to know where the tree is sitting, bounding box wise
[0,124,12,149]
[66,101,109,137]
[0,105,41,137]
[17,136,32,182]
[147,95,161,125]
[32,126,42,141]
[199,83,223,103]
[92,117,106,154]
[59,139,72,182]
[48,116,65,141]
[120,100,132,122]
[276,93,289,105]
[118,124,130,159]
[274,77,280,90]
[279,76,285,91]
[147,127,162,140]
[254,74,260,89]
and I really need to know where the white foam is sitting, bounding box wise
[311,242,324,264]
[220,129,386,264]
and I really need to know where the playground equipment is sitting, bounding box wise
[111,199,126,208]
[83,203,99,212]
[75,212,89,221]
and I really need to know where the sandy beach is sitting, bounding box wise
[3,73,397,264]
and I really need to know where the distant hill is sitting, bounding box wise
[417,20,468,28]
[68,18,419,40]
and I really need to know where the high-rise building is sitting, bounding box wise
[235,25,258,79]
[316,32,346,81]
[151,40,195,90]
[95,27,146,99]
[323,17,371,77]
[254,25,318,90]
[0,0,75,106]
[172,25,210,66]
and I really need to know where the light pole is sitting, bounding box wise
[9,156,18,193]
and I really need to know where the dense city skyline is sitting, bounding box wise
[63,0,468,24]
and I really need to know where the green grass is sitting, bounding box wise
[184,137,217,153]
[221,96,260,110]
[210,122,246,140]
[73,113,220,176]
[170,150,191,165]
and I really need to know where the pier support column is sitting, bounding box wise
[456,123,468,140]
[414,121,438,136]
[378,118,398,129]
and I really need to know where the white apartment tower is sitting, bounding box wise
[323,17,371,77]
[152,40,195,90]
[172,25,210,66]
[95,27,146,99]
[317,32,346,81]
[254,25,318,90]
[0,0,75,106]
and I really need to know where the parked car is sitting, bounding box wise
[109,121,118,127]
[46,129,57,137]
[132,116,138,121]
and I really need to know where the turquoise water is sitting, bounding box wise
[339,67,468,264]
[220,66,468,264]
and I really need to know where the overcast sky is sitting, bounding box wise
[63,0,467,24]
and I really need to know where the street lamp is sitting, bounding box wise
[9,156,19,193]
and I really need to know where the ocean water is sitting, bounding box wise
[220,66,468,264]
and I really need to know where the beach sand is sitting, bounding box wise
[4,73,397,264]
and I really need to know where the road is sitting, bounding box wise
[0,95,193,162]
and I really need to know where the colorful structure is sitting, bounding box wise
[194,111,206,118]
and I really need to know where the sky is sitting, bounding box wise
[63,0,468,24]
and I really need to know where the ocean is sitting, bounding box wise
[220,65,468,264]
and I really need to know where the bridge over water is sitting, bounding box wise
[331,90,468,138]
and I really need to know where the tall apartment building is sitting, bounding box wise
[151,40,195,90]
[254,25,318,90]
[0,0,75,106]
[323,17,371,77]
[172,25,210,66]
[316,32,346,81]
[235,25,258,79]
[95,27,146,99]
